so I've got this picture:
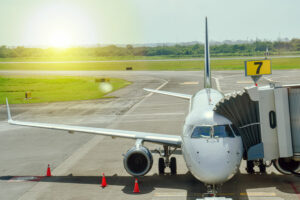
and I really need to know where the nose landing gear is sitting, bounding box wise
[200,184,234,200]
[157,145,177,175]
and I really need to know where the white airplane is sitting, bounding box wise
[5,18,243,195]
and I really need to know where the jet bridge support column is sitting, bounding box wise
[288,87,300,159]
[274,88,293,158]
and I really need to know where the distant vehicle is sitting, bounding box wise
[5,18,243,195]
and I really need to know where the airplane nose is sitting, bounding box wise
[187,138,239,184]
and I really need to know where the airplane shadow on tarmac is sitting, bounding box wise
[1,171,299,200]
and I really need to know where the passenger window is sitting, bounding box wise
[191,126,211,138]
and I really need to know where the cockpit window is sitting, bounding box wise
[231,124,240,136]
[191,126,211,138]
[191,125,234,138]
[214,125,234,138]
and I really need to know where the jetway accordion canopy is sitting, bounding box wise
[214,91,261,152]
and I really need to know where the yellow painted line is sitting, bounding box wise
[240,192,277,196]
[180,81,199,85]
[217,193,235,196]
[155,192,276,197]
[154,192,235,197]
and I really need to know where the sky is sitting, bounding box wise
[0,0,300,47]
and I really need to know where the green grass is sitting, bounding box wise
[0,56,187,62]
[0,57,299,70]
[0,51,300,62]
[0,76,131,104]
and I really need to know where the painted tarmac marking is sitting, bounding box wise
[290,182,300,200]
[213,77,222,91]
[153,192,186,197]
[119,119,184,123]
[180,81,199,85]
[240,192,277,196]
[236,80,253,84]
[154,192,235,197]
[263,77,276,83]
[154,192,277,197]
[144,80,169,98]
[124,112,185,117]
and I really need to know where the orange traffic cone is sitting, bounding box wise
[133,178,140,193]
[46,164,51,177]
[101,173,107,188]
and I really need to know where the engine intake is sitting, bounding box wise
[123,146,153,176]
[273,158,300,175]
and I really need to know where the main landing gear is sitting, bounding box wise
[246,159,267,174]
[157,145,177,175]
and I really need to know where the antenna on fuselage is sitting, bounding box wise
[204,17,212,89]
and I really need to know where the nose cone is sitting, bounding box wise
[183,137,242,184]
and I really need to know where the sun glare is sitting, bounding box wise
[24,3,97,48]
[47,29,73,48]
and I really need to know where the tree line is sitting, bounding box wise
[1,39,300,58]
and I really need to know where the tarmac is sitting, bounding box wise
[0,70,300,200]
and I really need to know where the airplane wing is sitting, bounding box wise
[144,88,192,99]
[5,99,181,147]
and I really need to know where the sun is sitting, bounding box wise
[24,3,98,48]
[47,29,73,48]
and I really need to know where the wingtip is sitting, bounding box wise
[5,98,12,121]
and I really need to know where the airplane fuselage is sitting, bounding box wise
[181,88,243,184]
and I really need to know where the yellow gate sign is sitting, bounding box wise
[245,59,272,76]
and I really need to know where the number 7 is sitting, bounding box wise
[254,62,263,74]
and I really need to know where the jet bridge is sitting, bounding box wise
[214,89,261,155]
[214,83,300,171]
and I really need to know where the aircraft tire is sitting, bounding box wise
[158,157,165,175]
[170,157,177,175]
[246,160,254,174]
[259,160,266,173]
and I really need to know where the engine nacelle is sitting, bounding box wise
[273,158,300,175]
[123,146,153,176]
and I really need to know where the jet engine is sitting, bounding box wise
[123,146,153,176]
[273,158,300,175]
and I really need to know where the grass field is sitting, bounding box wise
[0,56,179,62]
[0,57,299,70]
[0,76,131,104]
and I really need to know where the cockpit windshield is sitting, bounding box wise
[191,126,211,138]
[214,125,234,138]
[191,125,234,138]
